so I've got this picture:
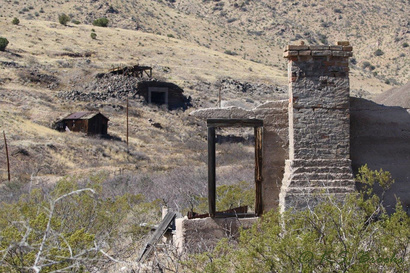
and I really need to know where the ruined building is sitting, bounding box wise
[175,42,410,252]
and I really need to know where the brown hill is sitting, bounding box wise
[374,82,410,109]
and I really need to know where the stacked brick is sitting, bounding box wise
[279,42,355,211]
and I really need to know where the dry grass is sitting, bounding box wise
[0,0,408,183]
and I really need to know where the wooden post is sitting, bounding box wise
[255,127,263,216]
[218,86,221,108]
[126,97,129,149]
[208,127,216,217]
[3,131,10,182]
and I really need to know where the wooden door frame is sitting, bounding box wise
[207,118,263,217]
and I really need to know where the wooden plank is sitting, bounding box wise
[136,212,176,262]
[3,131,10,182]
[207,119,263,128]
[208,127,216,218]
[214,212,257,218]
[255,127,263,216]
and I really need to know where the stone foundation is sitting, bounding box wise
[174,216,258,253]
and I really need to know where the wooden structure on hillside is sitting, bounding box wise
[137,81,188,110]
[54,112,109,135]
[109,65,152,78]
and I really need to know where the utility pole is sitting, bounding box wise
[126,97,129,150]
[3,131,10,182]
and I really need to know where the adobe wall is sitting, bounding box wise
[350,97,410,214]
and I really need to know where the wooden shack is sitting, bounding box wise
[54,112,109,135]
[137,81,189,110]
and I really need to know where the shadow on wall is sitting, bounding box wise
[350,97,410,214]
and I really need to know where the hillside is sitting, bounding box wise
[1,0,409,93]
[0,0,409,183]
[0,18,276,186]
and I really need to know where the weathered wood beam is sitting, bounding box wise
[207,119,263,128]
[3,131,10,182]
[255,127,263,216]
[208,127,216,218]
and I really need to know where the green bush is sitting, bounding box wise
[12,17,20,25]
[374,49,384,56]
[362,61,371,69]
[0,37,9,51]
[224,50,238,56]
[402,42,409,48]
[90,32,97,39]
[58,13,70,26]
[92,17,109,27]
[0,176,160,272]
[71,19,80,25]
[187,166,409,273]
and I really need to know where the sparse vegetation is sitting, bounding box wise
[71,19,80,25]
[58,13,70,26]
[90,32,97,39]
[0,175,161,272]
[224,49,238,56]
[374,49,384,56]
[403,42,409,48]
[187,166,409,272]
[0,37,9,51]
[12,17,20,25]
[92,17,109,27]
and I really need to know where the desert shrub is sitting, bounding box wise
[167,33,175,38]
[71,19,80,25]
[362,61,371,69]
[93,17,109,27]
[58,13,70,25]
[0,37,9,51]
[224,50,238,56]
[12,17,20,25]
[192,181,255,214]
[318,33,328,44]
[90,32,97,39]
[374,49,384,56]
[187,166,409,273]
[0,176,160,272]
[402,42,409,48]
[350,57,357,65]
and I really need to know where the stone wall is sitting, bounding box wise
[279,43,355,211]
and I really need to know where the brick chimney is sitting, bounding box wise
[279,42,355,211]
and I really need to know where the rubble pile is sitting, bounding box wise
[57,74,147,101]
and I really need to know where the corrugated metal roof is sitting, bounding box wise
[63,112,109,120]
